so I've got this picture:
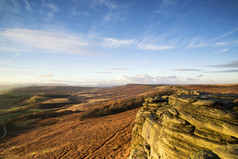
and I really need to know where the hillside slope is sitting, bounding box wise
[1,84,237,159]
[0,108,139,159]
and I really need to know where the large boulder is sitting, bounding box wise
[129,86,238,159]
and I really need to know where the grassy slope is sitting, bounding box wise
[0,86,94,126]
[79,85,168,120]
[0,84,162,130]
[0,92,36,111]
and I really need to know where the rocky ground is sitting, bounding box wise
[129,86,238,159]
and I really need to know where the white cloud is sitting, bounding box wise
[72,0,120,24]
[103,11,115,22]
[184,34,237,49]
[109,68,130,71]
[101,3,126,24]
[40,2,60,20]
[206,69,238,73]
[185,40,206,49]
[208,60,238,68]
[136,35,175,51]
[91,0,117,10]
[48,3,60,12]
[137,43,174,51]
[71,74,195,86]
[13,52,20,58]
[174,69,201,72]
[95,72,112,74]
[73,74,183,86]
[215,42,226,46]
[156,0,177,15]
[220,48,228,52]
[0,68,8,71]
[0,28,95,55]
[215,27,238,40]
[162,0,177,5]
[40,73,53,78]
[24,0,32,12]
[102,38,135,48]
[105,74,205,85]
[116,74,180,84]
[0,67,38,72]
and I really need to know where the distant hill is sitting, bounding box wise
[0,84,28,92]
[13,85,94,94]
[183,84,238,94]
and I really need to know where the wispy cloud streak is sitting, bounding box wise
[174,69,201,71]
[0,67,39,72]
[102,38,135,48]
[215,27,238,40]
[47,3,59,12]
[24,0,32,12]
[156,0,177,15]
[40,73,54,78]
[13,52,20,58]
[137,43,174,51]
[215,42,226,46]
[0,28,95,55]
[136,35,175,51]
[208,60,238,68]
[185,37,207,49]
[95,72,112,74]
[206,69,238,73]
[90,0,117,9]
[109,68,130,71]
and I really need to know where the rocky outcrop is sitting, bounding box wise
[129,86,238,159]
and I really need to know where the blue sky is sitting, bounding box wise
[0,0,238,86]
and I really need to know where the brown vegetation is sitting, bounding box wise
[183,84,238,94]
[80,96,144,120]
[0,84,237,159]
[0,109,139,159]
[79,85,172,120]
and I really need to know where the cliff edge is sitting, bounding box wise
[129,86,238,159]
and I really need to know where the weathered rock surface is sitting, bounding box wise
[129,86,238,159]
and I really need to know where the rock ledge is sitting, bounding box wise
[129,86,238,159]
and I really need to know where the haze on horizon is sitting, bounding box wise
[0,0,238,86]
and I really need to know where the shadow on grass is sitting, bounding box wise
[0,110,82,141]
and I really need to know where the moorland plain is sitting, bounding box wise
[0,84,237,158]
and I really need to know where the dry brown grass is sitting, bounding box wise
[182,84,238,94]
[79,86,171,120]
[42,98,72,104]
[1,84,236,159]
[0,108,139,159]
[80,96,144,120]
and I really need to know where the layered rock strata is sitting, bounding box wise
[129,86,238,159]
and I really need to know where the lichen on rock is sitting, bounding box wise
[129,86,238,159]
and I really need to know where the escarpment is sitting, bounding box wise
[129,86,238,159]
